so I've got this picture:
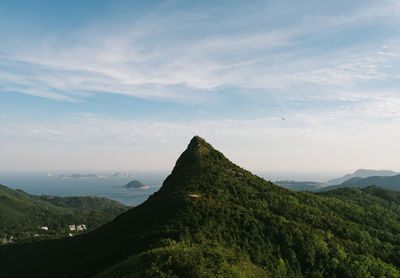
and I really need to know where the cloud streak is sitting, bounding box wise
[1,0,400,103]
[2,93,400,172]
[2,1,400,174]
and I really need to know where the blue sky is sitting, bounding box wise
[1,0,400,178]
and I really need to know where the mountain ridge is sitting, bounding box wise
[321,173,400,191]
[327,169,399,185]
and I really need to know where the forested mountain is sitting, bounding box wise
[0,184,129,242]
[321,174,400,192]
[1,136,400,277]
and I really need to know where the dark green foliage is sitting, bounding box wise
[1,136,400,277]
[0,184,129,242]
[39,195,128,215]
[95,240,267,278]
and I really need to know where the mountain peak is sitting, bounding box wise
[172,136,219,172]
[154,136,232,196]
[190,135,205,144]
[186,135,213,154]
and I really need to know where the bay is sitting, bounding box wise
[0,171,167,206]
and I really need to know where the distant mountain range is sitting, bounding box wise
[55,172,132,180]
[276,169,400,192]
[57,174,104,179]
[326,169,399,185]
[321,174,400,191]
[109,172,131,178]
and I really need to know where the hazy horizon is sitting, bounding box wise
[0,168,387,183]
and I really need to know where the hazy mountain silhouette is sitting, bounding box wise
[326,169,399,185]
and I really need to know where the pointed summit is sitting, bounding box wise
[187,135,207,147]
[189,135,206,145]
[154,136,250,197]
[172,136,225,173]
[185,135,214,155]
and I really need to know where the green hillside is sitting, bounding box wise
[39,195,129,215]
[0,184,129,242]
[1,136,400,277]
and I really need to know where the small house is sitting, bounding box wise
[76,224,87,231]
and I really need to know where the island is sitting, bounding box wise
[122,180,149,189]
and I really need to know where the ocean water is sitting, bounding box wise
[0,172,168,206]
[0,170,341,206]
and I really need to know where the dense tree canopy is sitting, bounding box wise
[0,184,129,241]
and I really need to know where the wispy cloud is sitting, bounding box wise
[2,1,400,173]
[2,96,400,172]
[1,0,400,103]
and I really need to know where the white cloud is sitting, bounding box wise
[1,0,400,103]
[2,1,400,174]
[2,97,400,172]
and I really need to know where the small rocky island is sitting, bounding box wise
[122,180,149,189]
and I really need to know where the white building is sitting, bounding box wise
[76,224,86,231]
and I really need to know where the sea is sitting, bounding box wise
[0,171,168,206]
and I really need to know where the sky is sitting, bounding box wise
[1,0,400,179]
